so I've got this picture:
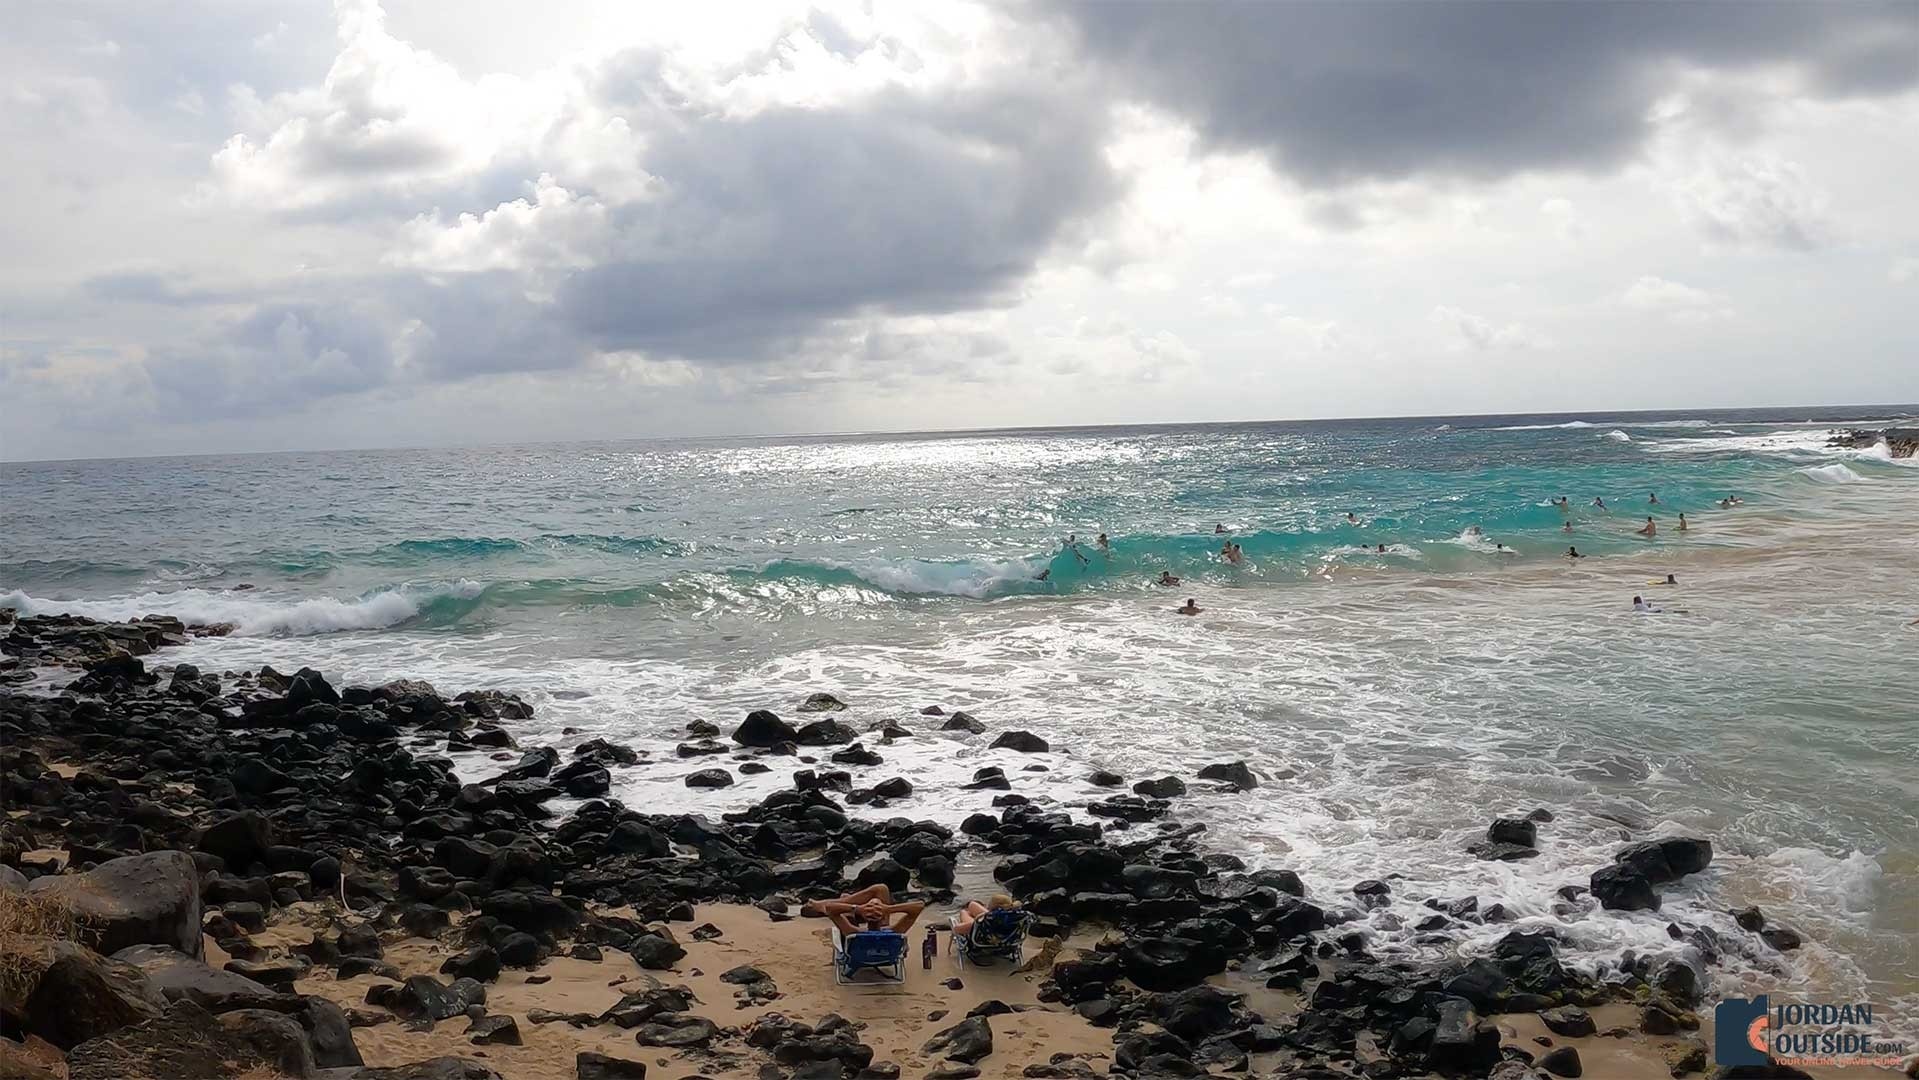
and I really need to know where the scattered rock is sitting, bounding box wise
[1539,1047,1583,1077]
[923,1016,994,1064]
[466,1014,522,1046]
[577,1051,650,1079]
[1541,1006,1597,1038]
[989,731,1048,753]
[1132,776,1186,799]
[1196,762,1257,790]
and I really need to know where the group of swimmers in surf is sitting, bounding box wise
[1053,494,1745,616]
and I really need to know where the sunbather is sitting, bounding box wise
[804,884,925,936]
[953,893,1022,937]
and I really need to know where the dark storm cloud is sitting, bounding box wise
[1045,0,1919,185]
[556,84,1114,361]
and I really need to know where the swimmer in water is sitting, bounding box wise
[1375,543,1387,553]
[1176,598,1202,616]
[1346,512,1360,525]
[1466,525,1482,536]
[1664,573,1678,585]
[1566,546,1584,559]
[1495,542,1511,553]
[1637,516,1656,538]
[1063,535,1089,564]
[1649,493,1659,505]
[1677,513,1688,532]
[1632,595,1661,613]
[1215,523,1227,534]
[1555,496,1570,512]
[1225,543,1244,566]
[1035,568,1051,582]
[1219,539,1233,562]
[1562,520,1574,533]
[1096,532,1110,551]
[1593,497,1607,510]
[1157,571,1180,587]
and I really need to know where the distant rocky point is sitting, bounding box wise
[1826,427,1918,458]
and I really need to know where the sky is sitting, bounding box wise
[3,0,1918,461]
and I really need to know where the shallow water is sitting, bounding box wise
[5,407,1916,1037]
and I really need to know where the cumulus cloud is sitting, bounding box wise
[161,0,1119,414]
[208,0,558,212]
[1046,1,1919,186]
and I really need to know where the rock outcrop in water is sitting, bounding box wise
[1827,427,1919,458]
[0,605,1775,1080]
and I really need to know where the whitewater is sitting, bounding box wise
[4,406,1917,1039]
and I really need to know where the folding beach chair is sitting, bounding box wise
[950,907,1030,968]
[831,926,908,984]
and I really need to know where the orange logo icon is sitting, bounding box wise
[1746,1014,1770,1055]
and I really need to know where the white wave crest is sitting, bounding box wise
[0,581,483,636]
[1762,847,1884,922]
[1796,463,1868,485]
[820,558,1044,599]
[1603,430,1632,442]
[1492,420,1595,430]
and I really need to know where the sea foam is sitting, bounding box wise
[0,582,484,636]
[1796,463,1868,485]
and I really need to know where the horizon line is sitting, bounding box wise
[5,400,1916,467]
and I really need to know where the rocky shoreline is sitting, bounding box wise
[0,609,1837,1080]
[1825,428,1919,458]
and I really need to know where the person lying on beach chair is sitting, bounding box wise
[949,894,1031,967]
[805,885,924,984]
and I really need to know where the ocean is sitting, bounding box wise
[4,406,1916,1036]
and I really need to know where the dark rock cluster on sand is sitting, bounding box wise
[0,608,1794,1080]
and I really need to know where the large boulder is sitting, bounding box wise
[194,811,276,872]
[28,850,204,958]
[216,1008,319,1077]
[1614,837,1713,882]
[794,718,858,745]
[111,944,275,1005]
[1122,936,1225,991]
[8,936,167,1050]
[1196,762,1258,790]
[989,731,1049,753]
[1590,863,1660,912]
[732,710,799,747]
[66,1000,302,1080]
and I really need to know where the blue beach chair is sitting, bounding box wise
[950,907,1030,968]
[831,926,908,984]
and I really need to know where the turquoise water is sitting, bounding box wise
[5,407,1917,1035]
